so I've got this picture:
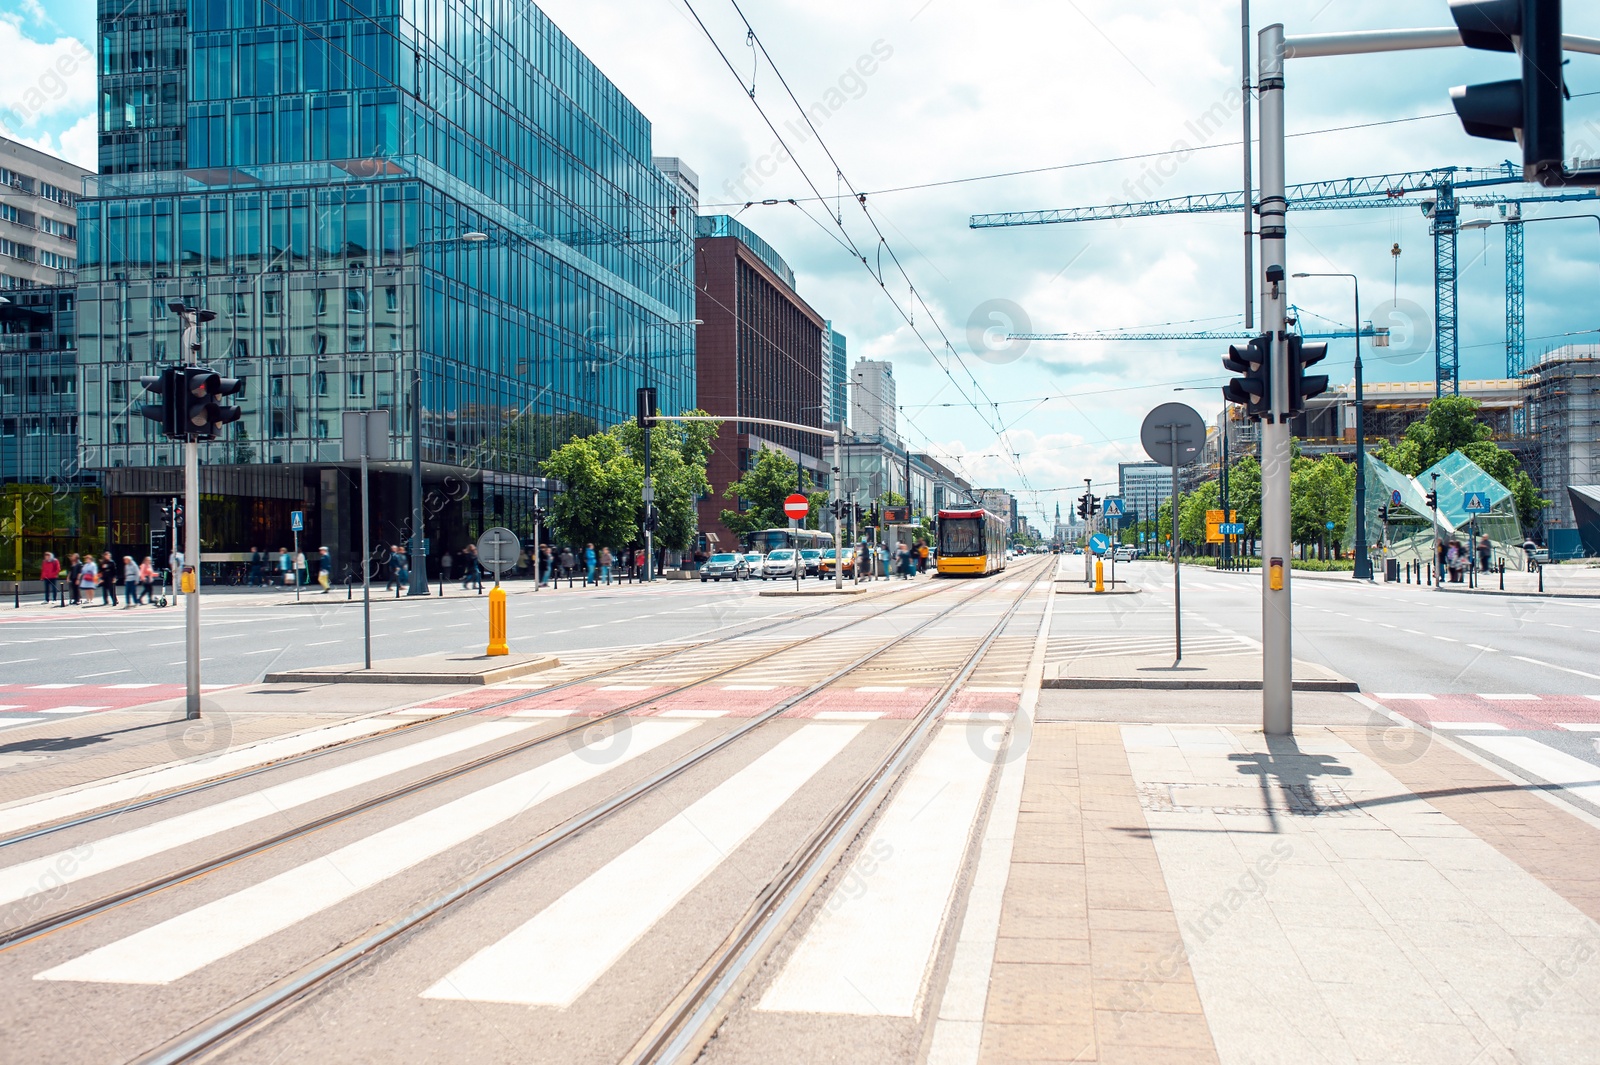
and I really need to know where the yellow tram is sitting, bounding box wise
[935,507,1008,577]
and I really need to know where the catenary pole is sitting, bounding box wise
[1241,0,1255,329]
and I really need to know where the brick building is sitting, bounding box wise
[693,215,828,550]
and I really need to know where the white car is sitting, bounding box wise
[743,552,766,578]
[1114,547,1136,562]
[762,548,798,579]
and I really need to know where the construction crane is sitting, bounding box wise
[972,165,1597,396]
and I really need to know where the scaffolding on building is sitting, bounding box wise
[1526,346,1600,552]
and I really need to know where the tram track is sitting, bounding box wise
[0,577,949,852]
[0,577,967,951]
[120,560,1049,1065]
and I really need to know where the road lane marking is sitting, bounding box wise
[0,719,399,837]
[422,723,861,1007]
[1462,736,1600,811]
[1510,655,1600,682]
[1373,693,1435,701]
[79,670,132,678]
[107,683,158,689]
[0,722,536,908]
[1433,722,1509,730]
[35,706,111,714]
[759,725,1001,1016]
[1468,644,1498,653]
[28,684,81,690]
[37,720,694,985]
[1479,694,1539,701]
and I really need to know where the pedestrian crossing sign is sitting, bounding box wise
[1462,492,1492,514]
[1102,497,1125,518]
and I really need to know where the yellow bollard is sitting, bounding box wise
[1094,558,1104,593]
[486,585,508,656]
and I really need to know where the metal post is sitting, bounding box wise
[833,428,844,590]
[184,436,200,720]
[361,418,373,670]
[1259,23,1293,735]
[1241,0,1255,328]
[1220,415,1231,570]
[1429,472,1441,594]
[1170,423,1183,665]
[1352,277,1371,580]
[408,360,427,595]
[292,525,301,602]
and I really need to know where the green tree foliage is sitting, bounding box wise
[721,447,806,538]
[1226,456,1262,538]
[1376,395,1547,528]
[542,412,718,551]
[1290,454,1355,557]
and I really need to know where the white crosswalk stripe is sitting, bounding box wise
[36,721,694,985]
[422,724,863,1007]
[0,721,535,908]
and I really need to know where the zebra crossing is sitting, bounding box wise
[13,715,1014,1027]
[1045,632,1256,666]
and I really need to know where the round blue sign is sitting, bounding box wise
[1089,533,1112,555]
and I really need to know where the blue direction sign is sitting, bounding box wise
[1088,533,1112,555]
[1463,491,1492,514]
[1325,520,1336,531]
[1219,522,1246,536]
[1102,497,1125,519]
[290,510,304,532]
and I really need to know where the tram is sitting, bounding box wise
[935,507,1008,577]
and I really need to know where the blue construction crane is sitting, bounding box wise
[972,165,1596,396]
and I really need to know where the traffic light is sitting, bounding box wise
[1287,336,1329,415]
[1449,0,1570,186]
[1222,333,1272,421]
[1378,504,1391,524]
[1425,488,1439,510]
[635,386,657,429]
[643,505,659,532]
[179,367,247,439]
[138,367,179,438]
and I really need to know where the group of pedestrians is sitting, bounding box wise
[1436,532,1496,584]
[38,550,161,607]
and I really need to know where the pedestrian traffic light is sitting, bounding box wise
[138,367,180,438]
[1286,335,1329,416]
[1222,333,1272,421]
[178,367,246,439]
[635,386,657,429]
[1449,0,1573,186]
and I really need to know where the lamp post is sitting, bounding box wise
[1293,271,1371,580]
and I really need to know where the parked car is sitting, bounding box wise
[700,553,750,582]
[817,548,855,579]
[1114,546,1136,562]
[762,549,798,579]
[799,549,823,576]
[743,552,766,578]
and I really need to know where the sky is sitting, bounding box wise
[5,0,1600,532]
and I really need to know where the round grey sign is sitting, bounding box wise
[476,527,521,576]
[1140,403,1206,468]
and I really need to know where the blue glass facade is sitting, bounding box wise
[826,323,847,426]
[78,0,697,562]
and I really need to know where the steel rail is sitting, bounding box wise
[0,578,934,851]
[0,578,968,951]
[626,567,1048,1063]
[124,560,1047,1065]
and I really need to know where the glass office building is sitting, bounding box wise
[78,0,697,571]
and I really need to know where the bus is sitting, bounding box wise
[745,527,835,556]
[936,508,1008,577]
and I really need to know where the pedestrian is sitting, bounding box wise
[460,545,482,591]
[40,551,60,604]
[100,551,120,606]
[441,550,453,582]
[139,556,157,603]
[539,544,553,585]
[390,545,409,590]
[1477,533,1492,574]
[122,555,140,607]
[317,546,334,592]
[599,546,613,585]
[294,549,308,588]
[278,546,292,585]
[584,543,597,585]
[1522,535,1538,572]
[1446,539,1464,583]
[247,546,263,587]
[67,552,82,605]
[559,546,575,583]
[916,542,929,574]
[77,553,98,606]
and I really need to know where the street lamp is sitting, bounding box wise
[1293,271,1372,581]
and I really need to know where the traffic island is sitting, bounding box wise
[264,652,560,686]
[1053,579,1140,595]
[1045,653,1356,691]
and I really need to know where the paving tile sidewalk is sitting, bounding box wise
[980,718,1600,1064]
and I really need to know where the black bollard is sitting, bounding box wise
[1539,565,1544,593]
[347,576,353,600]
[13,583,19,609]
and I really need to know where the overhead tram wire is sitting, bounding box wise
[678,0,1016,456]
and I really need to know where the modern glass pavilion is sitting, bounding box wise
[1355,451,1528,570]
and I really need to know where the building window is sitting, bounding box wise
[109,380,127,402]
[314,371,328,395]
[348,372,366,397]
[265,337,282,357]
[1,418,12,437]
[270,374,286,397]
[348,330,366,353]
[315,289,328,315]
[314,418,329,438]
[113,422,126,443]
[383,286,397,312]
[347,288,366,313]
[313,333,328,356]
[271,410,287,437]
[227,294,247,316]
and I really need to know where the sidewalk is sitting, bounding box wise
[977,701,1600,1063]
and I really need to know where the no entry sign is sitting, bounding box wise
[784,493,809,520]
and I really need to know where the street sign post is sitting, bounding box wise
[477,527,520,657]
[1463,492,1492,514]
[342,409,390,670]
[290,510,304,602]
[1141,402,1205,666]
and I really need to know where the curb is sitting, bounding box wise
[1043,678,1360,692]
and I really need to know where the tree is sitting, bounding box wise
[1290,454,1354,558]
[1376,395,1548,529]
[541,430,641,551]
[1178,479,1220,548]
[611,412,719,552]
[722,446,803,538]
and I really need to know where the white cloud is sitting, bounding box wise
[0,20,94,129]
